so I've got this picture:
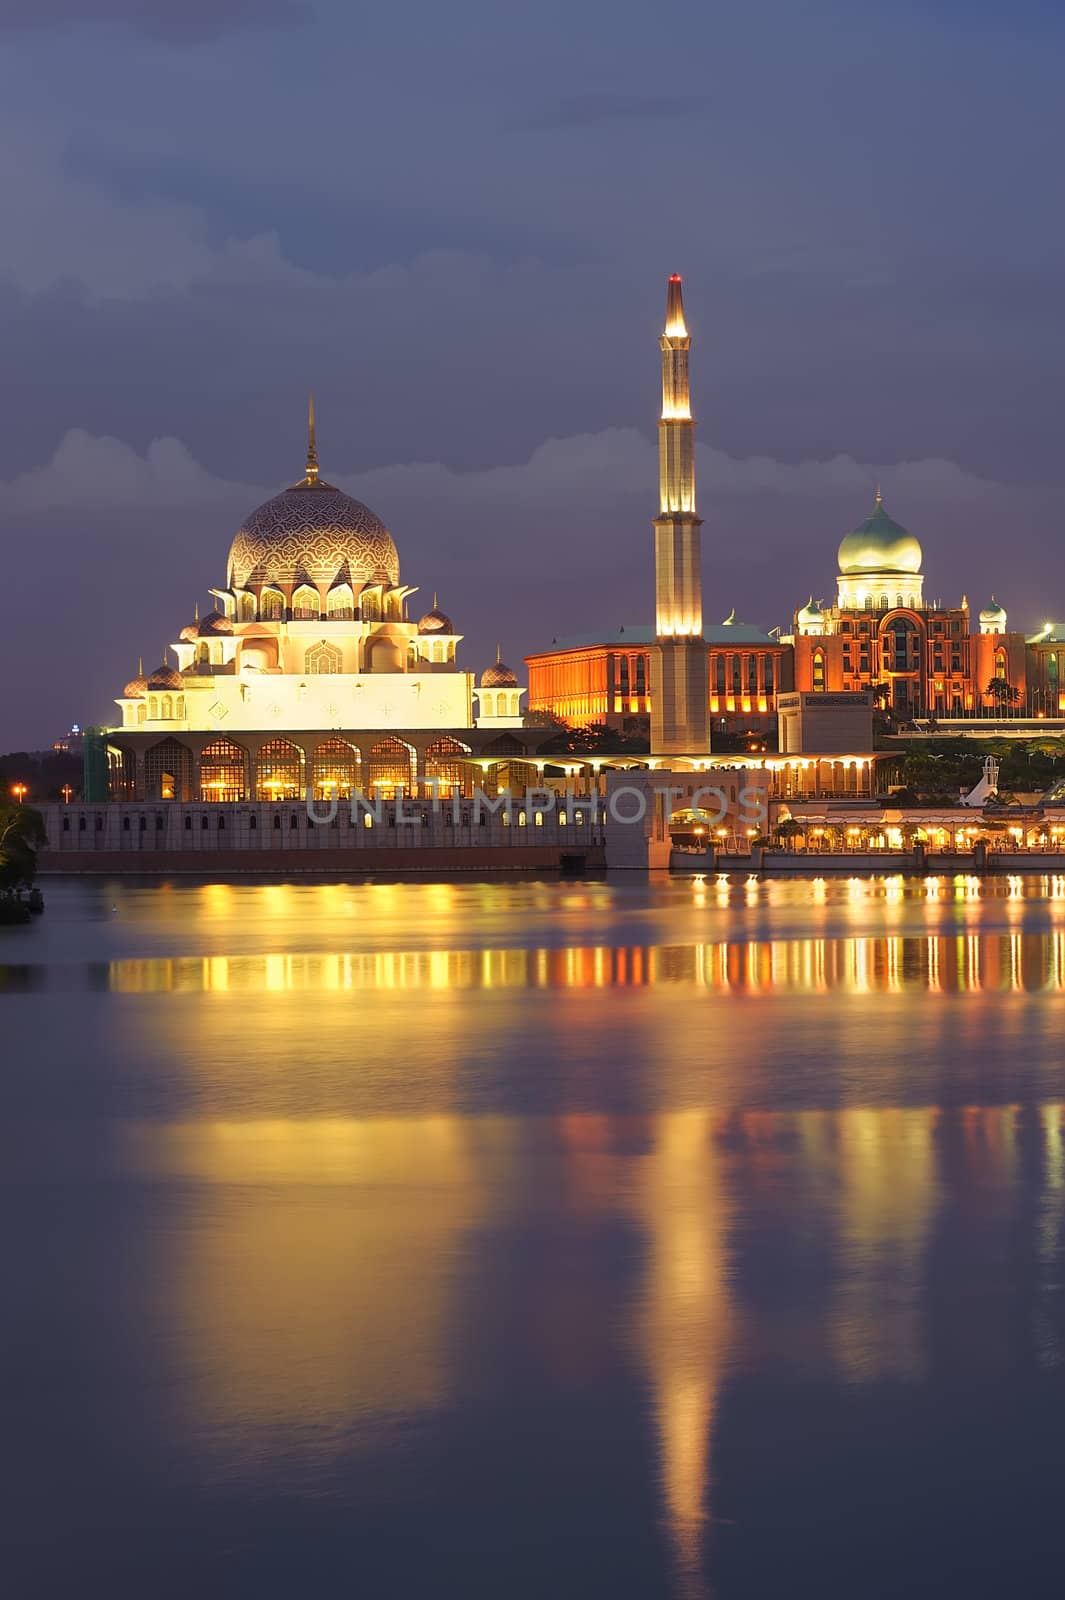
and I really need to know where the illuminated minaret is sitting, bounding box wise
[650,275,710,755]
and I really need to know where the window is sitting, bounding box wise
[306,641,342,675]
[812,650,826,691]
[200,738,248,802]
[764,655,774,693]
[714,655,726,694]
[359,589,382,623]
[312,738,361,798]
[256,739,303,801]
[260,589,284,621]
[635,655,646,695]
[368,737,415,799]
[292,585,320,620]
[747,656,758,693]
[424,736,472,799]
[619,656,630,695]
[326,584,354,620]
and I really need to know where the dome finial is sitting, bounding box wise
[875,483,883,507]
[138,655,143,676]
[306,391,319,483]
[433,591,438,609]
[496,641,502,663]
[194,601,200,623]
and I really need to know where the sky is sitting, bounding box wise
[1,0,1064,747]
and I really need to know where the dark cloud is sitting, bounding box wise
[0,0,312,42]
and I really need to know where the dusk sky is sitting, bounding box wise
[2,0,1063,748]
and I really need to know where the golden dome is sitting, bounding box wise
[227,407,398,591]
[123,674,147,698]
[147,664,184,691]
[481,655,518,688]
[837,491,922,576]
[418,596,454,634]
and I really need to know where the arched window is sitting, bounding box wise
[368,736,415,799]
[312,738,360,799]
[424,736,472,798]
[359,588,382,623]
[326,584,354,620]
[176,696,185,718]
[238,592,256,622]
[995,648,1007,679]
[196,642,209,665]
[812,650,825,691]
[149,696,159,719]
[260,589,284,621]
[880,593,889,610]
[256,739,304,801]
[292,584,320,620]
[714,655,725,694]
[306,640,343,675]
[161,695,173,719]
[145,738,192,802]
[200,738,248,802]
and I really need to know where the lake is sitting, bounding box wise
[3,873,1065,1598]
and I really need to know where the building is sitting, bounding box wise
[525,616,792,737]
[98,401,533,803]
[789,490,1027,718]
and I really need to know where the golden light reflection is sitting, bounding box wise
[102,930,1065,995]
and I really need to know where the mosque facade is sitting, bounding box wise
[101,402,530,803]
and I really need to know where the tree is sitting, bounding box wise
[773,817,804,851]
[985,677,1021,710]
[0,805,46,895]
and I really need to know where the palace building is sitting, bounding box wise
[99,401,531,802]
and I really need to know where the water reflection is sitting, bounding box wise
[65,929,1065,993]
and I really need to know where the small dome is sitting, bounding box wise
[837,491,923,576]
[797,596,823,625]
[481,657,518,689]
[179,623,199,642]
[123,674,147,699]
[199,610,233,636]
[418,605,454,634]
[147,665,184,691]
[979,598,1007,628]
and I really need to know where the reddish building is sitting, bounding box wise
[525,616,793,736]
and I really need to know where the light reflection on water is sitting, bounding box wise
[4,877,1065,1598]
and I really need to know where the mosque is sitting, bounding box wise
[103,403,531,803]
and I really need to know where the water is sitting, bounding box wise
[3,873,1065,1598]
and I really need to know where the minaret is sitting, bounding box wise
[650,275,710,755]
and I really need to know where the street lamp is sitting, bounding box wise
[61,785,73,804]
[11,783,27,805]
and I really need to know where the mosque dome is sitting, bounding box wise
[123,673,147,699]
[481,656,518,688]
[797,597,823,625]
[979,598,1007,630]
[179,622,199,642]
[199,610,233,635]
[147,664,184,691]
[837,491,922,576]
[418,602,454,634]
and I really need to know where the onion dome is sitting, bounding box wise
[979,598,1007,630]
[418,594,454,634]
[481,647,518,689]
[123,672,148,698]
[837,488,922,576]
[227,398,399,590]
[199,609,233,636]
[797,596,823,627]
[147,664,184,691]
[179,623,198,642]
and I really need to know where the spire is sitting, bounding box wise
[496,642,502,663]
[194,601,200,623]
[664,274,688,338]
[875,483,883,507]
[433,591,439,609]
[306,391,319,483]
[138,656,143,676]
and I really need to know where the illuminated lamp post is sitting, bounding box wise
[11,783,27,805]
[61,785,73,805]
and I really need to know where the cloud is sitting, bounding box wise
[0,430,263,510]
[0,425,997,517]
[0,0,313,42]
